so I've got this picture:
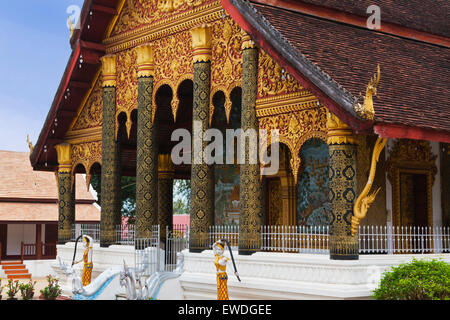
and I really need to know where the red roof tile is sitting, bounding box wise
[0,150,100,222]
[296,0,450,38]
[0,151,95,200]
[238,2,450,135]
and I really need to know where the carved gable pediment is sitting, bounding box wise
[72,73,103,131]
[111,0,215,36]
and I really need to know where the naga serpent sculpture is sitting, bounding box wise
[351,136,387,235]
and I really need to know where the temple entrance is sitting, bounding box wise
[399,173,429,226]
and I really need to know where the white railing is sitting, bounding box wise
[135,225,161,277]
[71,224,101,243]
[209,225,239,250]
[261,225,329,254]
[70,224,450,259]
[165,224,189,272]
[359,225,450,254]
[115,224,135,245]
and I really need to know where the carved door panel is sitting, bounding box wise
[399,173,429,227]
[267,178,281,226]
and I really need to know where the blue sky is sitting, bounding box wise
[0,0,84,152]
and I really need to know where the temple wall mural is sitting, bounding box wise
[296,138,330,226]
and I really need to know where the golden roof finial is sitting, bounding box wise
[26,134,34,155]
[354,64,380,120]
[68,16,75,40]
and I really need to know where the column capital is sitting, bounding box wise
[101,54,117,87]
[191,25,212,63]
[136,44,155,78]
[326,111,358,145]
[55,143,72,173]
[158,154,175,179]
[241,30,257,50]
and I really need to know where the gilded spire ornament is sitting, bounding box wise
[354,65,380,120]
[351,136,387,235]
[68,16,75,40]
[26,134,34,155]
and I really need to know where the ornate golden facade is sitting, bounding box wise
[53,0,446,260]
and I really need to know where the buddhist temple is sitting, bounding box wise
[28,0,449,299]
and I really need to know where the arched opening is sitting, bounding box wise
[89,162,102,208]
[212,87,242,225]
[265,142,293,226]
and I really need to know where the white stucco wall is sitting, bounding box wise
[431,141,442,226]
[6,224,36,255]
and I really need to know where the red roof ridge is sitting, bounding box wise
[250,0,450,48]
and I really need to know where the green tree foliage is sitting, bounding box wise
[174,179,191,209]
[89,176,191,222]
[90,174,136,223]
[373,258,450,300]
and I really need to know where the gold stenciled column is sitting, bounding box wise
[100,55,121,247]
[158,154,174,242]
[135,44,158,238]
[239,32,265,255]
[55,143,75,244]
[327,111,359,260]
[189,25,215,252]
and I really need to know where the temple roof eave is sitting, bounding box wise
[30,0,121,171]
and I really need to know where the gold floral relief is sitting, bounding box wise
[210,17,243,123]
[258,50,304,99]
[259,106,328,184]
[112,0,214,36]
[116,48,138,135]
[71,141,102,190]
[111,1,136,37]
[154,30,193,121]
[72,74,103,130]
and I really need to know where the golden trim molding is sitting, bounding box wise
[104,1,222,54]
[256,92,319,118]
[65,127,102,145]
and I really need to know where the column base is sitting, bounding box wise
[100,241,115,248]
[238,249,257,256]
[329,254,359,261]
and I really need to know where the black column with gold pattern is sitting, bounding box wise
[136,44,158,239]
[158,154,174,242]
[55,143,75,244]
[189,26,215,252]
[238,33,265,255]
[327,111,359,260]
[100,55,122,247]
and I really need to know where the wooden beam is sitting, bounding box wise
[374,123,450,144]
[80,40,106,52]
[91,4,118,16]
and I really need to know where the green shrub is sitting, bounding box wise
[373,258,450,300]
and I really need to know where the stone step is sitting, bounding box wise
[7,274,31,279]
[2,264,26,270]
[0,261,22,265]
[4,269,29,274]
